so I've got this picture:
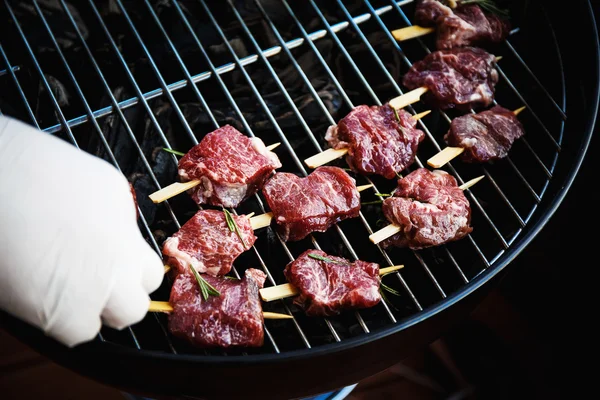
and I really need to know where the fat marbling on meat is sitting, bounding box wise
[262,166,360,242]
[402,46,499,110]
[415,0,511,50]
[325,104,425,179]
[162,209,256,277]
[168,268,266,348]
[381,168,472,249]
[284,250,381,316]
[444,105,525,163]
[178,125,281,208]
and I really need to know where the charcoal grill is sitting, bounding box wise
[1,0,598,399]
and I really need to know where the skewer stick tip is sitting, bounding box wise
[495,56,502,62]
[412,110,432,120]
[459,175,485,190]
[265,142,281,151]
[357,184,374,192]
[149,180,201,204]
[513,106,526,116]
[149,300,173,313]
[263,312,294,320]
[379,265,404,275]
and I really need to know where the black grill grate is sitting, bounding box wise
[0,0,567,358]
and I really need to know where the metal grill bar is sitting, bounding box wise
[4,1,77,146]
[40,1,413,135]
[198,0,355,343]
[0,44,38,128]
[168,0,313,349]
[276,1,423,310]
[226,0,397,329]
[141,0,285,353]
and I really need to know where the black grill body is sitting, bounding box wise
[0,1,598,399]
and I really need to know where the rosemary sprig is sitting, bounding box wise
[189,264,221,301]
[379,271,401,310]
[308,253,349,265]
[375,193,391,197]
[224,275,240,280]
[460,0,509,17]
[391,105,401,122]
[162,147,185,157]
[223,208,248,249]
[361,200,383,205]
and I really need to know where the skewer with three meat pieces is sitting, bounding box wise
[391,0,511,50]
[368,168,484,248]
[304,48,502,172]
[427,105,526,168]
[149,124,282,207]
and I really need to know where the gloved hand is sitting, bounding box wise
[0,116,164,347]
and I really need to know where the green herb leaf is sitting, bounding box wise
[361,200,383,205]
[162,147,186,157]
[189,264,221,301]
[308,253,349,265]
[392,106,401,123]
[223,208,248,249]
[379,271,401,309]
[375,193,391,197]
[224,275,239,280]
[395,171,403,180]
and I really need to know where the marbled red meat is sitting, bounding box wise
[168,268,266,348]
[381,168,472,249]
[162,209,256,277]
[262,166,360,242]
[415,0,511,50]
[284,250,380,316]
[178,125,281,208]
[444,105,525,163]
[325,104,425,179]
[402,47,499,110]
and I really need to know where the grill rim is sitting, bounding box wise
[1,0,598,367]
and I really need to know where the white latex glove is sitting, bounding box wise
[0,116,164,347]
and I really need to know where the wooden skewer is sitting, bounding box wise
[427,107,526,168]
[304,109,432,169]
[391,25,435,42]
[149,143,281,204]
[391,15,508,42]
[368,175,485,244]
[148,300,294,319]
[259,264,404,302]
